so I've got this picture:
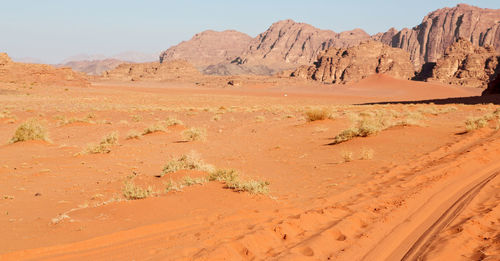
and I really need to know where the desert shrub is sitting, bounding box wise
[305,108,331,122]
[181,127,207,141]
[142,122,166,135]
[126,130,142,139]
[165,179,183,192]
[225,179,270,194]
[208,168,239,182]
[10,118,48,143]
[331,109,423,145]
[123,181,153,200]
[161,152,214,176]
[85,132,118,154]
[209,168,269,194]
[57,113,95,126]
[465,117,488,132]
[165,117,183,126]
[182,176,207,186]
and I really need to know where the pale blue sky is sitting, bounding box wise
[0,0,498,63]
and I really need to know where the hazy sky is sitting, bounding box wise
[1,0,498,63]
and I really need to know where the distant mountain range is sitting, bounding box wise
[58,51,159,75]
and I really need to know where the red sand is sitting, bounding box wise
[0,76,498,260]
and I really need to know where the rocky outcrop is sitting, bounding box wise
[234,20,370,72]
[0,53,89,87]
[290,41,415,84]
[102,60,202,81]
[482,65,500,94]
[384,4,500,67]
[61,59,126,76]
[159,30,252,68]
[427,38,499,88]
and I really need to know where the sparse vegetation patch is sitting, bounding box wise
[85,132,118,154]
[123,181,154,200]
[10,118,48,143]
[305,108,332,122]
[161,152,214,177]
[181,127,207,141]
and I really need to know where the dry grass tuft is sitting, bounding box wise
[209,168,269,194]
[161,152,214,177]
[165,117,183,126]
[85,132,118,154]
[10,118,48,143]
[126,130,142,140]
[122,181,153,200]
[165,179,183,192]
[181,127,207,141]
[465,117,488,132]
[56,113,95,126]
[142,122,166,135]
[305,108,332,122]
[464,109,500,132]
[331,109,423,145]
[182,176,207,186]
[208,169,239,182]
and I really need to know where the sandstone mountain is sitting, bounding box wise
[381,4,500,67]
[230,20,370,73]
[160,20,371,75]
[427,38,499,88]
[102,60,202,81]
[290,41,415,84]
[61,59,125,76]
[159,30,252,68]
[0,53,89,87]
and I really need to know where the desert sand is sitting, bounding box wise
[0,74,499,260]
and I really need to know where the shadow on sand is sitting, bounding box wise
[358,94,500,106]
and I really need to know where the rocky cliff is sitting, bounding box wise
[427,38,499,88]
[384,4,500,67]
[159,30,252,68]
[0,53,89,87]
[102,60,202,81]
[290,41,415,84]
[234,20,370,71]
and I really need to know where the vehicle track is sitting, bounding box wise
[402,171,499,260]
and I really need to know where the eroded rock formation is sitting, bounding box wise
[0,53,89,87]
[290,41,415,84]
[482,66,500,95]
[384,4,500,67]
[427,38,499,88]
[235,20,370,71]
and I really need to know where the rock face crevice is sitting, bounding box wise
[290,41,415,84]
